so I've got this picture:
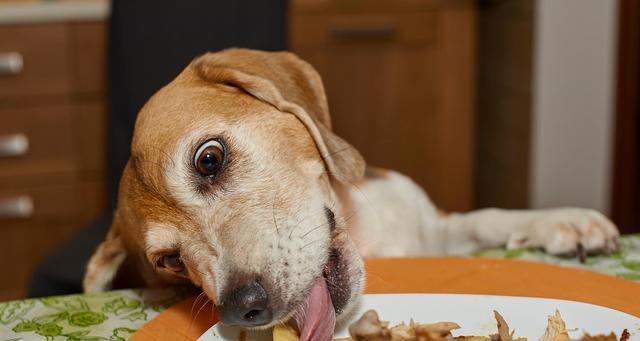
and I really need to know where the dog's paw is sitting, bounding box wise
[506,208,620,256]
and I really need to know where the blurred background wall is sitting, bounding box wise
[530,0,619,214]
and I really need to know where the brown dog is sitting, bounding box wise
[84,49,619,339]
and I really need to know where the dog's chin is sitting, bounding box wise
[265,244,364,341]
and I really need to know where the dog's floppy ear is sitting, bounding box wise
[192,48,365,183]
[83,220,127,293]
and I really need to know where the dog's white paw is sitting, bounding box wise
[506,208,620,256]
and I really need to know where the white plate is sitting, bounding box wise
[197,294,640,341]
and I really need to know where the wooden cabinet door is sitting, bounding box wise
[290,1,476,211]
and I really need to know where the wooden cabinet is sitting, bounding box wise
[290,0,476,211]
[0,21,107,301]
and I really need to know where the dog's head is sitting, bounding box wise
[84,49,366,334]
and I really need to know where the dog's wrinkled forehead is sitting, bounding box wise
[132,48,365,189]
[131,73,245,156]
[129,78,325,198]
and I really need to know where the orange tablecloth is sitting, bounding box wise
[131,257,640,341]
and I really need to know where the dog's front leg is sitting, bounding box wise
[441,208,619,256]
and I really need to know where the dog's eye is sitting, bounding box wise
[194,139,225,176]
[157,253,186,274]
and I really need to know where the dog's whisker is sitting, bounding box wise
[144,143,178,169]
[320,169,376,220]
[301,220,331,238]
[300,238,324,250]
[325,280,349,297]
[324,168,371,205]
[331,226,350,238]
[133,145,178,174]
[339,210,359,224]
[295,199,339,226]
[190,291,207,318]
[352,235,378,252]
[132,158,171,190]
[190,267,208,277]
[319,146,352,165]
[364,269,392,289]
[187,293,210,332]
[272,186,280,235]
[195,298,211,319]
[188,297,212,333]
[295,201,355,240]
[211,300,216,319]
[290,201,339,239]
[190,292,204,315]
[326,211,358,236]
[294,207,330,229]
[288,224,296,239]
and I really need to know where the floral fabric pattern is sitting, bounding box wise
[0,288,188,341]
[1,234,639,340]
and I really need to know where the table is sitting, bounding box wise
[1,234,639,341]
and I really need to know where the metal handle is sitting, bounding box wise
[0,52,24,75]
[331,25,397,41]
[0,195,34,219]
[0,134,29,157]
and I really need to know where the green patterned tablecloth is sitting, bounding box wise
[475,233,640,281]
[0,288,190,341]
[2,234,639,341]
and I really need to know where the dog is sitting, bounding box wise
[83,48,619,340]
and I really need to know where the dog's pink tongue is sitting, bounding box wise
[294,278,335,341]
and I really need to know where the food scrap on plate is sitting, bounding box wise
[272,310,629,341]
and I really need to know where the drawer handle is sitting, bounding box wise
[0,196,34,219]
[0,134,29,158]
[331,25,397,41]
[0,52,24,75]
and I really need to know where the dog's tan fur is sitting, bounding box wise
[84,48,619,326]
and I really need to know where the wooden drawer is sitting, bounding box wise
[1,220,93,300]
[290,12,436,49]
[0,18,107,301]
[0,178,105,223]
[290,0,476,211]
[0,177,105,300]
[75,101,108,173]
[0,23,72,100]
[0,104,77,179]
[71,22,107,95]
[291,0,441,14]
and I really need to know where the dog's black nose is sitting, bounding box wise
[218,280,272,327]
